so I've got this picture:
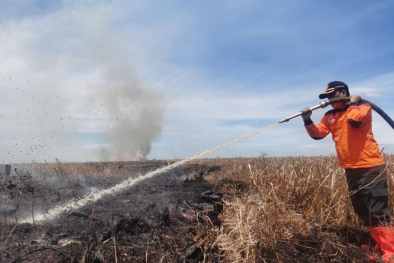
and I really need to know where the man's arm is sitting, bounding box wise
[301,108,330,140]
[347,95,369,128]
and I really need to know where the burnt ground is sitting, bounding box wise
[0,160,379,263]
[0,161,224,263]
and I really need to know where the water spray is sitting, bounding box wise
[20,123,279,224]
[279,97,394,129]
[20,97,394,224]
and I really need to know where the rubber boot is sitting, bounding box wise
[370,226,394,262]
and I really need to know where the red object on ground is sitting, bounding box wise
[371,226,394,262]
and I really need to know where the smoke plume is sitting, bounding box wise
[97,69,163,161]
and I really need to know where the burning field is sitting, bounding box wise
[1,156,393,262]
[0,160,222,262]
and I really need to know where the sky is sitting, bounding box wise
[1,0,394,163]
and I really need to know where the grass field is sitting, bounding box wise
[1,155,393,262]
[191,154,394,262]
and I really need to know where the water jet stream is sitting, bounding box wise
[22,122,279,224]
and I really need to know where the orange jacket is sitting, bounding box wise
[304,102,384,169]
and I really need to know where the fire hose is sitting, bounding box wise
[279,97,394,129]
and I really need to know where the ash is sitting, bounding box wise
[0,161,223,263]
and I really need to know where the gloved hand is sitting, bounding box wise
[301,107,312,121]
[350,95,361,103]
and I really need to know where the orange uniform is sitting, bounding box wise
[304,102,384,169]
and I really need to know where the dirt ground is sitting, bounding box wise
[0,161,223,263]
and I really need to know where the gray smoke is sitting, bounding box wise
[0,6,166,163]
[74,13,165,162]
[97,69,163,161]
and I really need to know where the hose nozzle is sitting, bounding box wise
[279,101,329,123]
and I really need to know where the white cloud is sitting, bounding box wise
[352,73,394,98]
[1,1,394,163]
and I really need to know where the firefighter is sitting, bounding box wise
[301,81,394,262]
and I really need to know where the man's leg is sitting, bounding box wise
[346,165,394,262]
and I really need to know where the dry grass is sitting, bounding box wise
[31,160,152,178]
[3,155,394,262]
[191,155,394,262]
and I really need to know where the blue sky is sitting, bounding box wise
[1,0,394,163]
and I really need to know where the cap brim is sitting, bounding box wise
[319,91,335,99]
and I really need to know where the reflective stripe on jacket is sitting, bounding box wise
[304,102,384,169]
